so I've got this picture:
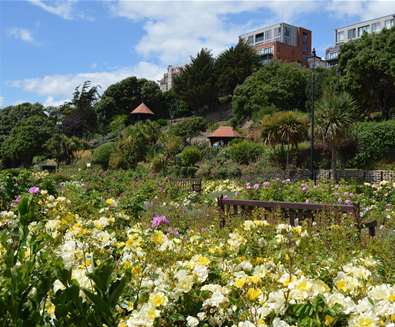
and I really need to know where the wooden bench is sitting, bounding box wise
[217,195,377,237]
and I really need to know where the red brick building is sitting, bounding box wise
[240,23,312,67]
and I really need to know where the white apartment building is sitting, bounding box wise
[326,14,395,65]
[158,65,183,92]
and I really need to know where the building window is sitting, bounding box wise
[371,22,381,32]
[347,28,356,39]
[303,32,309,51]
[385,19,394,29]
[255,32,264,43]
[284,26,290,37]
[264,29,272,40]
[358,25,370,37]
[258,47,273,55]
[274,27,281,38]
[337,31,345,42]
[247,35,254,45]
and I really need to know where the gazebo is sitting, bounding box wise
[207,126,241,146]
[130,102,155,121]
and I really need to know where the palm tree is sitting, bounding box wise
[316,92,356,180]
[261,111,308,170]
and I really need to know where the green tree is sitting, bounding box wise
[316,93,356,180]
[173,49,217,114]
[338,26,395,120]
[0,102,45,148]
[62,81,100,137]
[1,115,55,167]
[95,77,165,128]
[215,39,261,97]
[232,61,309,122]
[109,121,160,169]
[261,111,308,170]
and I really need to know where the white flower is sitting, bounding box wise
[238,321,256,327]
[272,318,290,327]
[186,316,199,327]
[53,279,66,293]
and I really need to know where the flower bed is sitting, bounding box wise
[0,186,394,326]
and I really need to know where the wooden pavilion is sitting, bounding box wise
[130,102,155,121]
[207,126,241,146]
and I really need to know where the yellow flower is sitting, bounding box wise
[118,320,127,327]
[234,278,246,289]
[390,314,395,321]
[151,231,165,245]
[324,315,334,326]
[105,198,114,206]
[246,288,261,301]
[247,275,261,285]
[335,279,348,292]
[388,293,395,302]
[149,292,168,307]
[197,255,210,266]
[46,302,56,317]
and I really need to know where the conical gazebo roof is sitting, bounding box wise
[208,126,241,139]
[130,102,155,115]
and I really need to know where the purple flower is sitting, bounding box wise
[345,199,352,205]
[14,195,21,204]
[245,183,252,190]
[167,227,180,237]
[301,184,308,193]
[337,198,343,204]
[151,215,170,228]
[28,186,40,195]
[253,183,260,190]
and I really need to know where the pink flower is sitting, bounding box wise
[253,183,260,190]
[151,215,170,228]
[28,186,40,195]
[263,181,270,188]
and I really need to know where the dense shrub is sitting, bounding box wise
[109,121,160,169]
[169,117,207,141]
[92,143,115,169]
[232,61,309,122]
[351,120,395,167]
[178,146,202,167]
[226,140,265,164]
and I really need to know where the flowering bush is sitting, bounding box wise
[0,187,394,326]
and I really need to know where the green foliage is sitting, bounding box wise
[226,140,264,164]
[92,143,115,169]
[1,115,55,167]
[232,61,309,122]
[169,117,208,141]
[338,26,395,120]
[61,81,100,137]
[178,146,202,167]
[162,90,190,119]
[95,77,165,127]
[173,49,217,114]
[215,39,261,97]
[109,121,160,169]
[109,114,128,133]
[0,102,45,148]
[351,120,395,167]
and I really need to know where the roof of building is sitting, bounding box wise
[208,126,241,138]
[130,102,155,115]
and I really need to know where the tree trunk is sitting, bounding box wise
[331,143,336,182]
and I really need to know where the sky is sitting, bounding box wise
[1,0,395,108]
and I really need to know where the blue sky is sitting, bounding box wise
[1,0,394,108]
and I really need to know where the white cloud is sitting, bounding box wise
[0,96,4,108]
[28,0,93,20]
[9,61,164,104]
[7,28,37,45]
[110,1,320,64]
[325,0,395,20]
[44,96,68,107]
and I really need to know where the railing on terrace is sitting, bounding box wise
[217,195,377,237]
[239,169,394,183]
[168,177,202,192]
